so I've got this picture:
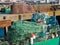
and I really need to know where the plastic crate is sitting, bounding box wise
[31,37,59,45]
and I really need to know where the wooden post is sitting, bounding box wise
[6,26,8,34]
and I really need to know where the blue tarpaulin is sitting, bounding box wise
[0,28,4,38]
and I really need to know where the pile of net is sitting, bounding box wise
[31,13,59,28]
[0,41,9,45]
[8,21,47,43]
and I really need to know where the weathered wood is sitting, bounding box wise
[0,14,19,21]
[0,20,11,27]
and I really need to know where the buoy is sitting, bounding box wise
[51,33,58,38]
[30,37,34,44]
[56,33,58,37]
[51,34,55,38]
[31,33,36,39]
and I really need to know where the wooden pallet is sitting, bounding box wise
[0,20,11,34]
[19,13,33,20]
[34,4,51,13]
[0,20,11,27]
[48,10,60,16]
[0,14,33,21]
[0,14,19,21]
